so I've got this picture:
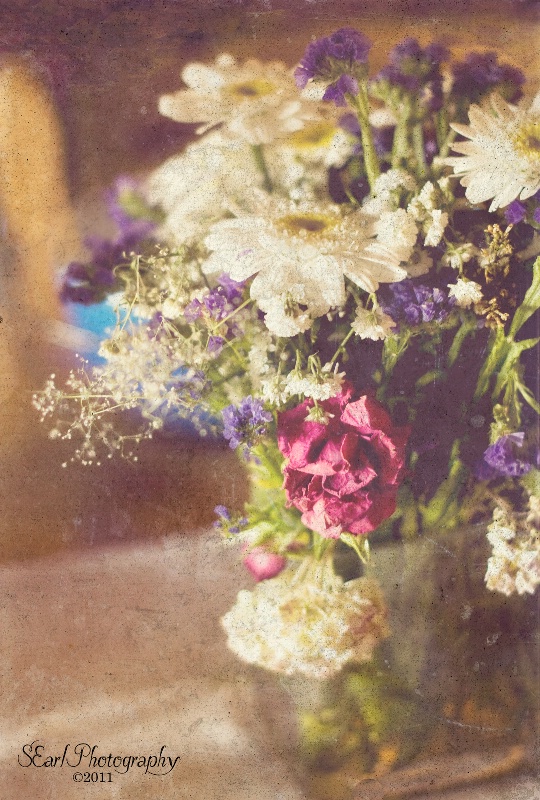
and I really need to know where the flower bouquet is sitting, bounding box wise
[35,29,540,789]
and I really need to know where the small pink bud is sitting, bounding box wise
[243,548,286,581]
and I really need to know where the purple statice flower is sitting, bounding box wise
[213,505,249,534]
[339,112,361,137]
[322,74,359,107]
[533,206,540,225]
[183,298,205,324]
[105,176,158,240]
[61,177,159,305]
[475,432,539,479]
[186,279,244,324]
[207,335,226,355]
[214,505,231,523]
[451,52,525,104]
[222,397,272,455]
[381,280,456,329]
[373,38,448,112]
[60,232,144,305]
[185,277,246,352]
[295,28,371,106]
[217,273,245,303]
[505,200,527,225]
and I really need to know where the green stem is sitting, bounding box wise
[348,85,380,191]
[391,105,410,169]
[439,128,457,160]
[251,144,273,193]
[435,108,449,151]
[412,122,427,180]
[509,256,540,338]
[447,314,477,368]
[329,327,355,367]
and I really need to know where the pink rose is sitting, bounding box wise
[243,547,287,581]
[277,386,409,538]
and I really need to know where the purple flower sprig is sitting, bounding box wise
[381,280,456,331]
[504,190,540,228]
[475,432,540,480]
[295,28,371,105]
[372,38,449,115]
[184,274,246,356]
[296,28,380,189]
[61,176,160,306]
[451,51,525,106]
[61,232,143,305]
[214,505,249,535]
[222,397,273,458]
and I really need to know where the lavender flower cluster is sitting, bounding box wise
[61,178,159,305]
[372,38,449,113]
[222,397,272,456]
[184,274,245,354]
[295,27,371,105]
[381,280,456,330]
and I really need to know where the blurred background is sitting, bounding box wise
[1,0,539,562]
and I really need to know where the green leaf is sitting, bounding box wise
[509,256,540,338]
[492,338,540,398]
[340,533,370,564]
[447,314,478,368]
[522,468,540,497]
[474,326,508,400]
[517,382,540,415]
[415,369,445,388]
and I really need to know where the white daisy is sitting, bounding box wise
[158,54,313,146]
[146,132,262,244]
[202,195,407,335]
[446,91,540,211]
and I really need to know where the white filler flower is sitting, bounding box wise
[221,570,389,679]
[158,54,313,146]
[352,306,395,340]
[447,278,483,308]
[446,91,540,211]
[485,504,540,597]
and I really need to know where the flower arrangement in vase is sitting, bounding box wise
[35,27,540,790]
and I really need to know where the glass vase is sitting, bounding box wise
[257,523,538,800]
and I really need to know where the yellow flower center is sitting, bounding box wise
[227,79,276,99]
[513,119,540,159]
[277,212,336,237]
[287,121,337,151]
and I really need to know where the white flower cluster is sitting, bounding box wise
[221,570,390,679]
[447,278,483,308]
[362,168,417,216]
[352,305,395,340]
[261,363,344,406]
[485,500,540,596]
[407,181,449,248]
